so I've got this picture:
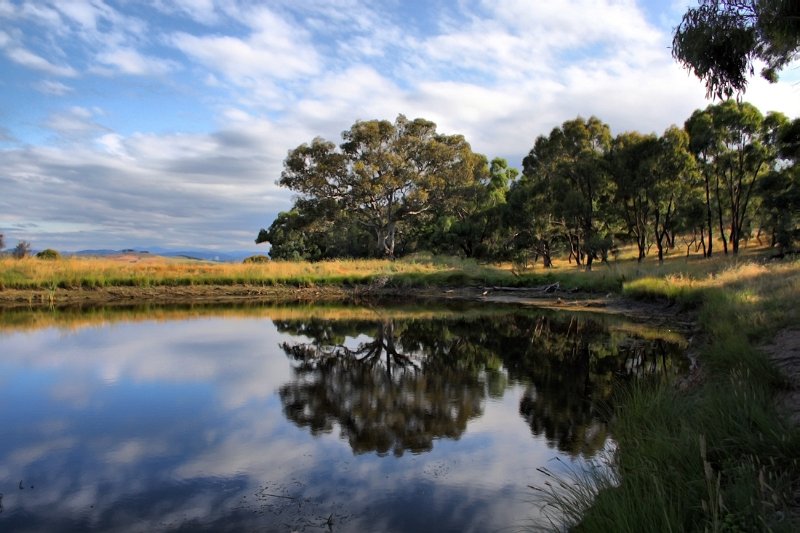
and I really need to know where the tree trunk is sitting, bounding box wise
[704,171,714,257]
[716,177,728,255]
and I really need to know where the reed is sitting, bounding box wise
[543,256,800,532]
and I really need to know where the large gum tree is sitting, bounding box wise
[687,100,784,255]
[522,116,612,271]
[272,115,485,258]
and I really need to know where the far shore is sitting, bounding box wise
[0,283,703,339]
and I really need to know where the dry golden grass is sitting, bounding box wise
[0,254,455,289]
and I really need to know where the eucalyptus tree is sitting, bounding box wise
[522,116,613,270]
[505,172,560,268]
[673,0,800,98]
[609,131,658,262]
[712,101,783,254]
[610,128,698,263]
[685,108,720,256]
[647,127,698,262]
[686,100,784,255]
[274,115,485,259]
[411,154,512,258]
[438,157,515,259]
[257,198,372,260]
[758,117,800,251]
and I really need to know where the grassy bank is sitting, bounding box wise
[544,257,800,532]
[0,249,761,293]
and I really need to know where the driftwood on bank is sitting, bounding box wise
[487,282,568,294]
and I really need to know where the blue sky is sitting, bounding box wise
[1,0,799,252]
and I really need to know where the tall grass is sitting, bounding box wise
[0,255,468,289]
[546,257,800,532]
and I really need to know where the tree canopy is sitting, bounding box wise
[259,115,486,259]
[259,101,798,264]
[672,0,800,98]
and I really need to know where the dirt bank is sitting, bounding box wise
[761,329,800,425]
[0,284,694,328]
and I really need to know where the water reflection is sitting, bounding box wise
[0,302,686,532]
[278,320,485,456]
[275,313,685,460]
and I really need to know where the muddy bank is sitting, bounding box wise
[761,329,800,425]
[0,284,693,326]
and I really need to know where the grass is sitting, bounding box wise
[0,248,759,293]
[540,255,800,532]
[0,254,462,290]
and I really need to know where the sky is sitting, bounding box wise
[1,0,799,253]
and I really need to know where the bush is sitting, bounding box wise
[243,254,270,264]
[36,248,62,260]
[13,241,31,259]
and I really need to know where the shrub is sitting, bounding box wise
[36,248,62,260]
[13,240,31,259]
[243,254,270,264]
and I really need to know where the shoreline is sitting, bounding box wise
[0,283,692,324]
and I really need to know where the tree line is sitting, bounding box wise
[257,101,799,268]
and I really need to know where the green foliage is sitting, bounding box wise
[684,100,783,256]
[758,117,800,251]
[35,249,61,260]
[242,254,270,264]
[673,1,800,98]
[521,116,613,270]
[271,115,487,259]
[419,156,515,259]
[257,103,794,266]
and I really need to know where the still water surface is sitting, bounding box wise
[0,302,685,532]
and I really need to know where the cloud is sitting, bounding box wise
[151,0,219,25]
[44,106,108,138]
[0,126,16,143]
[5,46,77,76]
[171,6,320,89]
[0,114,297,249]
[94,47,176,75]
[34,80,74,95]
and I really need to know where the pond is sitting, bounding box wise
[0,301,687,532]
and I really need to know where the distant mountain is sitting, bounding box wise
[70,248,260,262]
[160,250,256,262]
[71,249,121,257]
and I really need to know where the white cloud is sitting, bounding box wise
[171,26,319,83]
[94,47,176,75]
[5,46,77,76]
[55,0,103,28]
[35,80,74,95]
[45,106,108,137]
[152,0,219,24]
[0,0,14,17]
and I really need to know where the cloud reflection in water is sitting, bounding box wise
[0,305,685,532]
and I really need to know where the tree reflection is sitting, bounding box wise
[276,311,685,458]
[278,319,484,456]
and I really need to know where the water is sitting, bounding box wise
[0,302,686,532]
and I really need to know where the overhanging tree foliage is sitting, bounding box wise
[673,0,800,98]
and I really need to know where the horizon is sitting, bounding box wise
[2,0,799,252]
